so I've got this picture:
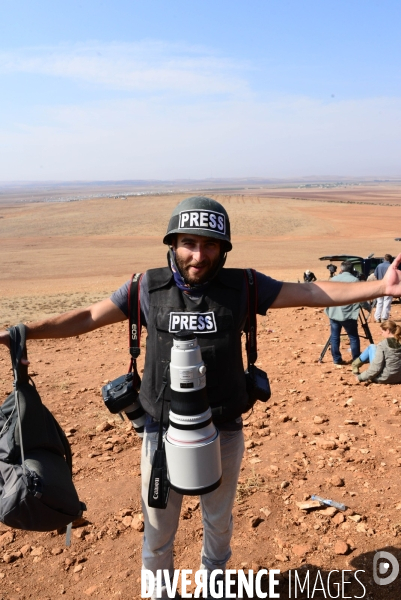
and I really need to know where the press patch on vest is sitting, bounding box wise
[178,210,226,235]
[169,312,217,333]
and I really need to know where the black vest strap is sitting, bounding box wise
[244,268,258,366]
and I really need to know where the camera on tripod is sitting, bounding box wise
[102,373,146,437]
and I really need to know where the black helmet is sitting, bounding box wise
[163,196,232,251]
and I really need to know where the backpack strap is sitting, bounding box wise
[6,324,30,475]
[128,273,143,385]
[7,324,29,384]
[244,269,258,367]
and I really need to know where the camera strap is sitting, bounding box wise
[128,272,143,384]
[148,364,170,509]
[244,268,258,367]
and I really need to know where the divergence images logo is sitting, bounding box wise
[373,551,399,586]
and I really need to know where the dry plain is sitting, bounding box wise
[1,185,401,599]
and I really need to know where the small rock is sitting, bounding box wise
[348,514,362,522]
[51,547,63,556]
[317,439,337,450]
[20,544,31,557]
[3,552,21,564]
[73,564,83,573]
[312,428,323,435]
[296,501,321,510]
[330,475,345,487]
[285,428,299,437]
[30,546,44,556]
[320,506,337,517]
[73,528,87,540]
[332,513,345,525]
[84,586,98,596]
[0,531,14,547]
[131,514,144,532]
[122,516,133,528]
[245,441,255,450]
[292,544,312,557]
[280,481,290,489]
[334,540,349,555]
[96,421,113,433]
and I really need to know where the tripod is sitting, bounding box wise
[318,307,374,363]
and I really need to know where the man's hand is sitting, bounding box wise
[0,330,10,350]
[382,253,401,296]
[0,329,30,365]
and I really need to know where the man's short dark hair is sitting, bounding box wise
[340,261,354,273]
[384,254,393,262]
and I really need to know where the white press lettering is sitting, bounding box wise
[209,213,216,228]
[217,215,224,231]
[168,312,217,333]
[180,213,189,226]
[171,315,180,329]
[190,212,199,227]
[205,315,213,330]
[199,212,209,227]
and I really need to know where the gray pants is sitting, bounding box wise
[374,295,392,321]
[141,428,244,598]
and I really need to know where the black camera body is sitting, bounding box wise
[102,373,140,414]
[245,364,271,410]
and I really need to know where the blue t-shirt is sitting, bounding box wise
[374,261,390,281]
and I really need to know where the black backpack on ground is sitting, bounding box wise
[0,324,85,532]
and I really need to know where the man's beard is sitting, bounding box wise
[174,253,222,285]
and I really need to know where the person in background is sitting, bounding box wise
[324,261,364,365]
[303,269,317,282]
[352,320,401,383]
[374,254,393,322]
[327,263,338,278]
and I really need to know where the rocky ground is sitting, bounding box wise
[1,301,401,599]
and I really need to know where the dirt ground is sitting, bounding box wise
[1,187,401,599]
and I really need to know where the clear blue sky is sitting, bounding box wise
[0,0,400,180]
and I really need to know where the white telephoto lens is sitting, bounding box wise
[165,333,222,494]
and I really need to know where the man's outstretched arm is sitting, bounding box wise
[0,298,126,350]
[272,253,401,309]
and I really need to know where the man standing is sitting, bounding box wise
[327,263,338,278]
[2,197,401,599]
[324,261,365,365]
[374,254,393,322]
